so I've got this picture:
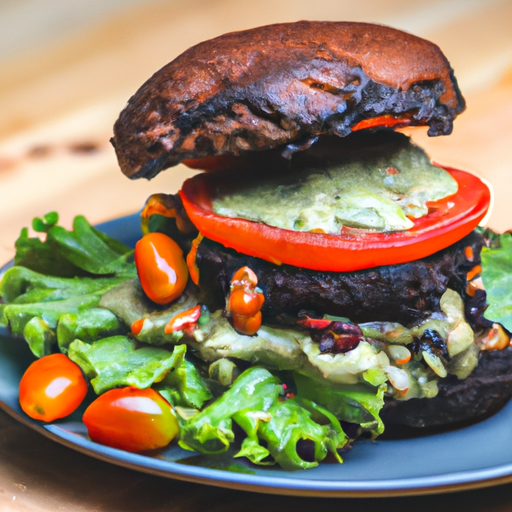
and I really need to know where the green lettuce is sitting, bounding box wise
[481,232,512,331]
[57,308,124,354]
[68,336,186,394]
[67,335,212,409]
[0,266,129,357]
[14,212,135,277]
[294,372,385,437]
[156,357,213,410]
[253,398,346,470]
[178,367,349,470]
[0,213,136,357]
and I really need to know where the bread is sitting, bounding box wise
[111,21,465,179]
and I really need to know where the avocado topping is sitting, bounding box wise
[212,131,458,233]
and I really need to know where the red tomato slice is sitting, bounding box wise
[179,166,491,272]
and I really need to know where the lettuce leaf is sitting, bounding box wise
[293,372,385,437]
[253,398,347,470]
[68,336,186,394]
[481,232,512,331]
[14,212,135,277]
[57,308,124,354]
[0,213,136,357]
[0,266,130,357]
[178,367,281,456]
[156,358,213,409]
[178,367,348,469]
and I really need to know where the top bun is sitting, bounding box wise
[112,21,465,179]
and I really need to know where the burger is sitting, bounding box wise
[107,21,512,452]
[7,21,506,470]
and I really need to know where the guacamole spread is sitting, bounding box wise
[212,132,458,233]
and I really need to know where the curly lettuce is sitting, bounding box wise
[1,213,394,471]
[178,366,348,470]
[0,214,136,357]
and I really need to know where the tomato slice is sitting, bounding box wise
[179,167,491,272]
[351,115,411,132]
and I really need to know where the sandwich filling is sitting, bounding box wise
[213,132,458,233]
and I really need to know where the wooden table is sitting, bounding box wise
[1,0,512,509]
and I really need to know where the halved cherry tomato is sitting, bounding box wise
[164,304,201,334]
[231,266,259,288]
[19,353,88,422]
[83,387,179,452]
[179,167,491,272]
[135,232,188,304]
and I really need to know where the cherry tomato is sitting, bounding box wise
[135,232,188,304]
[83,387,179,452]
[229,288,264,317]
[19,353,88,422]
[227,266,264,335]
[232,311,262,335]
[164,305,201,334]
[231,266,258,288]
[179,167,491,271]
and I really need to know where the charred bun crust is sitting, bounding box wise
[112,21,465,179]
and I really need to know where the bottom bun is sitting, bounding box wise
[380,346,512,437]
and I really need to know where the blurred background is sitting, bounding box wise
[0,0,511,264]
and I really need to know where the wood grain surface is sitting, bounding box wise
[1,0,512,509]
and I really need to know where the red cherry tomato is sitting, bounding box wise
[19,353,88,422]
[164,305,201,334]
[83,387,179,452]
[135,232,188,304]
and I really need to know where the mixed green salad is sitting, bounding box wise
[1,212,511,470]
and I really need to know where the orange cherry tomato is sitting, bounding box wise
[135,232,188,304]
[229,288,265,317]
[19,353,88,422]
[231,266,259,287]
[83,387,179,452]
[227,266,264,335]
[232,311,262,335]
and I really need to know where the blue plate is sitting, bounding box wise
[2,213,512,497]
